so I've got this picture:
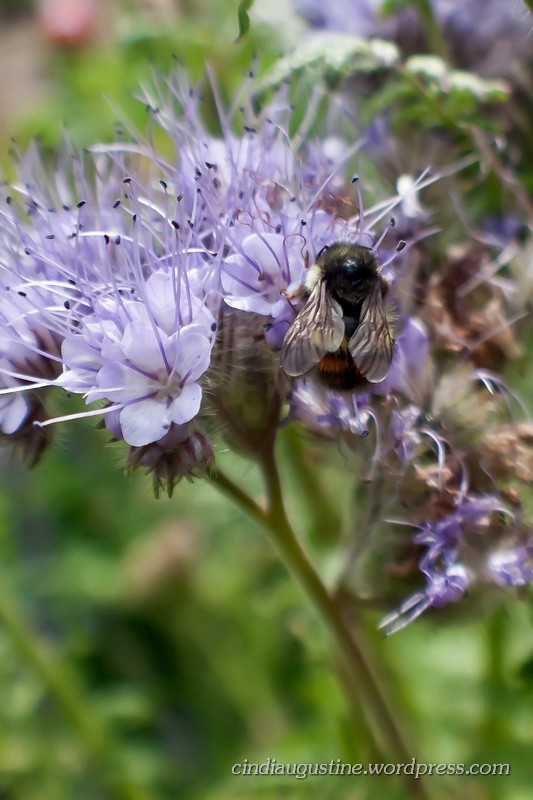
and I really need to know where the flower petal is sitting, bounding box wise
[168,382,202,425]
[121,322,169,375]
[119,397,172,446]
[171,329,212,383]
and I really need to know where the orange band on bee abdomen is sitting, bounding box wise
[317,350,366,391]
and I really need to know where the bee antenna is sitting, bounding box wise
[352,174,365,236]
[370,217,396,256]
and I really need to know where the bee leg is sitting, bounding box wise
[283,285,310,302]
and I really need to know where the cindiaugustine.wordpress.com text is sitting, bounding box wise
[231,758,511,780]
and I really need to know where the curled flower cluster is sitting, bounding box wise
[1,73,531,630]
[0,76,423,449]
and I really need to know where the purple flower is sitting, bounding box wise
[0,194,67,436]
[388,405,421,464]
[380,495,533,634]
[486,545,533,589]
[0,72,439,483]
[56,261,217,447]
[0,145,222,448]
[377,316,434,404]
[221,231,305,317]
[0,78,370,452]
[94,325,212,447]
[0,364,32,434]
[287,379,373,437]
[220,209,352,339]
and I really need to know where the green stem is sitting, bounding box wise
[209,463,432,800]
[523,0,533,14]
[411,0,448,60]
[259,451,411,757]
[278,425,342,545]
[0,578,159,800]
[209,465,266,526]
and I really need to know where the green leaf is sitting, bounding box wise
[236,0,254,41]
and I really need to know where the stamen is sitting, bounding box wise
[378,593,433,635]
[303,138,365,216]
[352,174,365,237]
[420,427,447,491]
[457,242,517,297]
[476,370,529,419]
[33,403,122,429]
[370,217,395,256]
[0,380,53,396]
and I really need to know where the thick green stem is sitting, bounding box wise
[259,451,411,757]
[0,578,159,800]
[209,463,433,800]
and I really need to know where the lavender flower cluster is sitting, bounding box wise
[0,74,531,632]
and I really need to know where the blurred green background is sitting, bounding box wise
[1,2,533,799]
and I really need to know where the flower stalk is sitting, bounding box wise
[209,456,433,800]
[410,0,448,60]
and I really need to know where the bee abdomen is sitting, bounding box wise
[317,344,366,391]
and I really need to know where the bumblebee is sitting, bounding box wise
[281,242,397,390]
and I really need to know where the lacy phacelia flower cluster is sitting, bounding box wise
[0,76,531,630]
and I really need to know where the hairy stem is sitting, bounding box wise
[0,577,159,800]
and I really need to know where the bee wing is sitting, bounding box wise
[281,278,344,377]
[348,283,395,383]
